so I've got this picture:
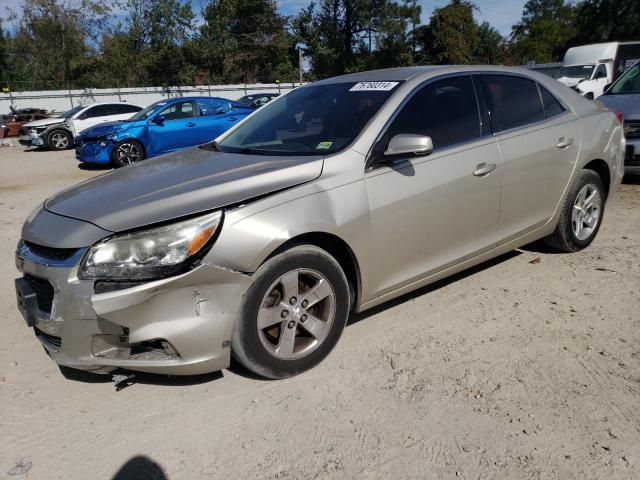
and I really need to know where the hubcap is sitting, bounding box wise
[572,183,601,241]
[116,143,142,164]
[52,133,69,149]
[257,268,336,360]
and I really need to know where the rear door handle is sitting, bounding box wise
[228,117,237,122]
[186,122,196,127]
[556,137,573,149]
[472,162,496,177]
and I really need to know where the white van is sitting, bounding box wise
[557,42,640,99]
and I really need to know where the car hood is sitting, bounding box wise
[79,120,135,139]
[22,117,64,128]
[599,94,640,120]
[557,76,586,88]
[44,147,324,233]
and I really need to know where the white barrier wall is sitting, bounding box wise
[0,83,299,114]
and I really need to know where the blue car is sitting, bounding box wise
[75,96,254,167]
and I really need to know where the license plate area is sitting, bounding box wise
[15,278,39,327]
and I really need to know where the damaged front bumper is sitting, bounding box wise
[15,241,252,375]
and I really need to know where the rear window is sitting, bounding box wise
[481,75,545,132]
[539,86,565,118]
[110,104,142,115]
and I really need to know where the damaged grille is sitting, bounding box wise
[625,121,640,140]
[23,274,54,314]
[23,241,80,261]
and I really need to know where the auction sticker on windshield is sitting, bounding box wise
[316,141,333,150]
[349,82,399,91]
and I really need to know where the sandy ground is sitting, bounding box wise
[0,145,639,480]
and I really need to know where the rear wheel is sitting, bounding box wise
[232,245,350,379]
[47,129,72,150]
[112,140,145,168]
[544,169,605,252]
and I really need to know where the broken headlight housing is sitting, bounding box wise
[79,211,222,281]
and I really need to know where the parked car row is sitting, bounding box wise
[14,66,625,380]
[13,92,280,167]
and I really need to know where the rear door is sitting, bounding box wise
[147,100,199,154]
[364,75,502,298]
[72,104,112,134]
[108,103,142,121]
[479,74,580,243]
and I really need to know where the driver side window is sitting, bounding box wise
[383,76,482,151]
[160,101,195,120]
[594,64,607,79]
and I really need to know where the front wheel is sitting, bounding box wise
[544,169,605,252]
[47,129,73,150]
[232,245,350,379]
[111,140,145,168]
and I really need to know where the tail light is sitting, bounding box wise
[614,111,624,125]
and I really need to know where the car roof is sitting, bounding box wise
[312,65,556,85]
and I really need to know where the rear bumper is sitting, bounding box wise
[15,241,252,375]
[76,140,114,164]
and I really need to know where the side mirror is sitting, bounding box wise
[215,107,225,115]
[384,134,434,157]
[152,114,165,125]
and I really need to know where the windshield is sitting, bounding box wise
[557,65,594,79]
[608,63,640,95]
[129,100,169,121]
[216,82,401,156]
[59,106,84,118]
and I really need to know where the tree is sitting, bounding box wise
[509,0,575,64]
[197,0,295,83]
[293,0,419,78]
[571,0,640,44]
[416,0,479,65]
[475,22,510,64]
[0,19,8,79]
[9,0,109,89]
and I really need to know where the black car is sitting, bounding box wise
[236,93,279,108]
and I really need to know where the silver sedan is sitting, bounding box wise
[15,66,625,379]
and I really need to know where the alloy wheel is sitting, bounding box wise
[51,132,69,149]
[571,183,601,241]
[115,143,142,164]
[257,268,336,360]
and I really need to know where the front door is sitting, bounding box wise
[364,75,502,299]
[147,100,199,155]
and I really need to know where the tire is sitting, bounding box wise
[544,169,605,252]
[111,140,145,168]
[232,245,351,379]
[47,129,73,150]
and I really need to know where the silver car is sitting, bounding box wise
[15,66,624,379]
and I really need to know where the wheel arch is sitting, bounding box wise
[264,232,362,311]
[582,159,611,199]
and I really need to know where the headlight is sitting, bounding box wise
[79,211,222,280]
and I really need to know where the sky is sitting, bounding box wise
[1,0,526,37]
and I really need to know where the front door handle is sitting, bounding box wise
[556,137,573,149]
[186,122,196,127]
[472,162,496,177]
[228,117,237,122]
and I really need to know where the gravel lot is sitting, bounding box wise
[1,146,639,480]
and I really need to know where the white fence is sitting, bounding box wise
[0,82,300,114]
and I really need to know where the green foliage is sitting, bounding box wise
[417,0,479,64]
[572,0,640,44]
[0,20,8,78]
[1,0,638,89]
[510,0,576,63]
